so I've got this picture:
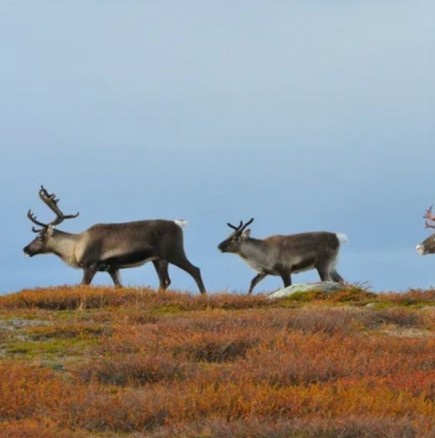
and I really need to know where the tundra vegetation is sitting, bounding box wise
[0,285,434,437]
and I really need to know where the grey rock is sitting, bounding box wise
[268,281,344,298]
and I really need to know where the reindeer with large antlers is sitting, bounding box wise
[218,218,348,294]
[416,206,435,256]
[23,186,206,292]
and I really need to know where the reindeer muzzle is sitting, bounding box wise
[416,244,426,256]
[23,246,34,257]
[217,243,226,252]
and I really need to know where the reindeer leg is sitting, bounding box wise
[108,267,122,287]
[279,272,291,288]
[248,272,267,294]
[330,269,344,284]
[274,265,291,288]
[316,264,331,282]
[152,260,171,290]
[168,255,206,294]
[317,264,345,283]
[82,263,98,285]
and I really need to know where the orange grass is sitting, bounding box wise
[0,286,434,436]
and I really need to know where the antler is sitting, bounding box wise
[424,206,435,229]
[227,218,254,232]
[27,210,47,232]
[227,220,243,230]
[27,185,79,229]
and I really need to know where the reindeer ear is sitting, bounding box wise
[242,229,251,238]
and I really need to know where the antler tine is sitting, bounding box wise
[226,218,254,232]
[38,185,79,226]
[39,185,60,213]
[424,205,435,220]
[424,205,435,229]
[27,209,47,228]
[227,220,243,230]
[239,217,254,233]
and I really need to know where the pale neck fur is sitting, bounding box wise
[49,230,81,268]
[238,238,271,262]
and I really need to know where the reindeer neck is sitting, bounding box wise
[50,229,81,268]
[238,238,268,260]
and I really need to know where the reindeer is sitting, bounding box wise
[218,218,347,294]
[23,186,206,293]
[416,206,435,256]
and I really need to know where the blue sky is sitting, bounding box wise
[1,1,434,294]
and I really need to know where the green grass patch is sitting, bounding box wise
[27,325,109,341]
[5,337,95,358]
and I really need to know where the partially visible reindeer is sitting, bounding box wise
[218,218,347,294]
[416,206,435,256]
[23,186,206,293]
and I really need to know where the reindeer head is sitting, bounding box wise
[23,186,79,257]
[218,218,254,253]
[416,206,435,255]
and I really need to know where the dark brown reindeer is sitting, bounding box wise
[23,186,206,293]
[416,206,435,256]
[218,218,347,294]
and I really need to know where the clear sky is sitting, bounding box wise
[1,1,434,294]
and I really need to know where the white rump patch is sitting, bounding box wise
[174,219,188,228]
[336,233,349,244]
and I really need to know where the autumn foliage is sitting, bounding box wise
[0,285,434,437]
